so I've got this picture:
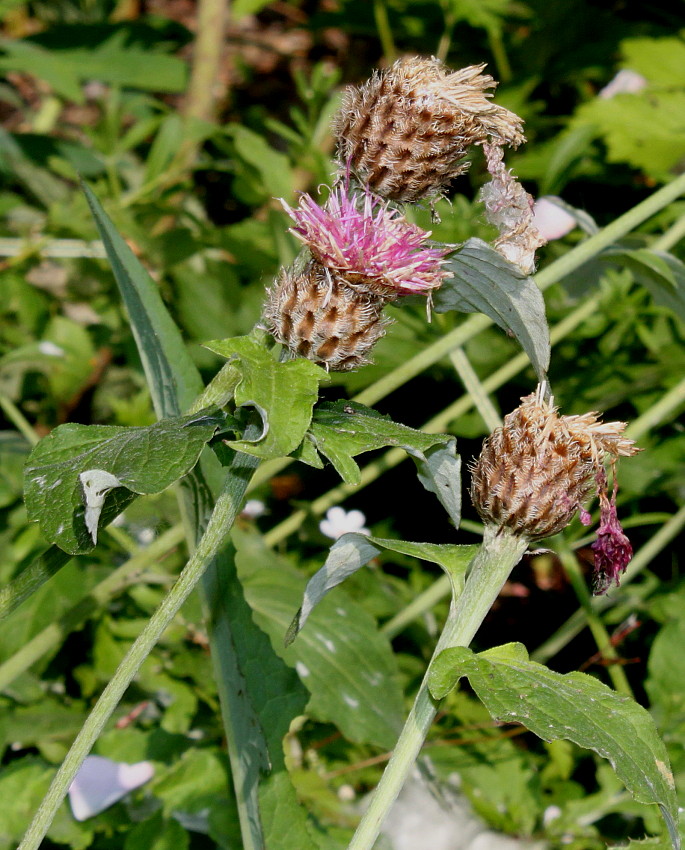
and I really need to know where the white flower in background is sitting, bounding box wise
[68,755,154,821]
[38,341,65,357]
[532,197,577,241]
[319,506,370,540]
[241,499,266,519]
[599,69,647,99]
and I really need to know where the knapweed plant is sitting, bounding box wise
[7,57,685,850]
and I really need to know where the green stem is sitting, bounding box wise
[554,538,633,698]
[348,527,528,850]
[0,392,39,445]
[373,0,396,63]
[0,525,185,691]
[487,27,512,83]
[448,347,502,431]
[18,449,259,850]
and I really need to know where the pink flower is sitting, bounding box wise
[280,185,451,297]
[591,472,633,595]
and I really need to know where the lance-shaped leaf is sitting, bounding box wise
[205,335,326,459]
[286,534,477,645]
[434,238,550,380]
[428,643,680,849]
[299,400,455,487]
[411,442,462,528]
[24,409,226,554]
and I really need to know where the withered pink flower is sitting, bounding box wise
[280,185,451,298]
[590,470,633,595]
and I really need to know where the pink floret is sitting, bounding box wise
[591,493,633,595]
[281,185,451,296]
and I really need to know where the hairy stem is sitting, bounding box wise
[348,527,528,850]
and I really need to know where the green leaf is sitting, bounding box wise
[83,182,205,418]
[204,537,318,850]
[435,238,550,380]
[286,532,476,644]
[646,612,685,732]
[24,409,225,554]
[621,37,685,87]
[601,247,685,322]
[305,400,454,485]
[0,33,187,99]
[123,812,189,850]
[411,442,462,528]
[226,125,294,202]
[205,335,326,459]
[235,528,405,749]
[428,643,680,848]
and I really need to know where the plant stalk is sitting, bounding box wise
[18,448,259,850]
[347,526,528,850]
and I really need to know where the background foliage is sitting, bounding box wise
[1,1,684,848]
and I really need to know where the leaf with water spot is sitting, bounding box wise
[429,642,680,849]
[24,409,227,554]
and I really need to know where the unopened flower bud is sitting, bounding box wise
[263,259,389,371]
[334,56,525,203]
[470,386,639,592]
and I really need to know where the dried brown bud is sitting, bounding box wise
[470,386,639,542]
[263,259,389,371]
[333,56,525,203]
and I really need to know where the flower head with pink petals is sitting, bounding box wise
[280,185,451,298]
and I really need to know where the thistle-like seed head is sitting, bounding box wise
[280,185,451,297]
[333,56,525,203]
[263,259,389,371]
[470,386,639,591]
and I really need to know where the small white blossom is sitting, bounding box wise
[319,506,370,540]
[543,805,563,825]
[533,197,577,241]
[38,341,65,357]
[68,755,154,821]
[241,499,266,519]
[599,69,647,99]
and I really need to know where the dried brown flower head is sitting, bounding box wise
[333,56,525,203]
[470,385,639,591]
[263,259,389,371]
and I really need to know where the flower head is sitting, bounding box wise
[320,506,370,540]
[334,56,525,203]
[281,185,450,297]
[470,385,639,584]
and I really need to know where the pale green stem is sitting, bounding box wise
[624,373,685,442]
[0,392,39,445]
[448,347,502,431]
[348,527,528,850]
[554,538,633,697]
[652,214,685,251]
[184,0,228,122]
[382,572,451,639]
[18,449,259,850]
[373,0,396,62]
[532,504,685,664]
[0,525,185,691]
